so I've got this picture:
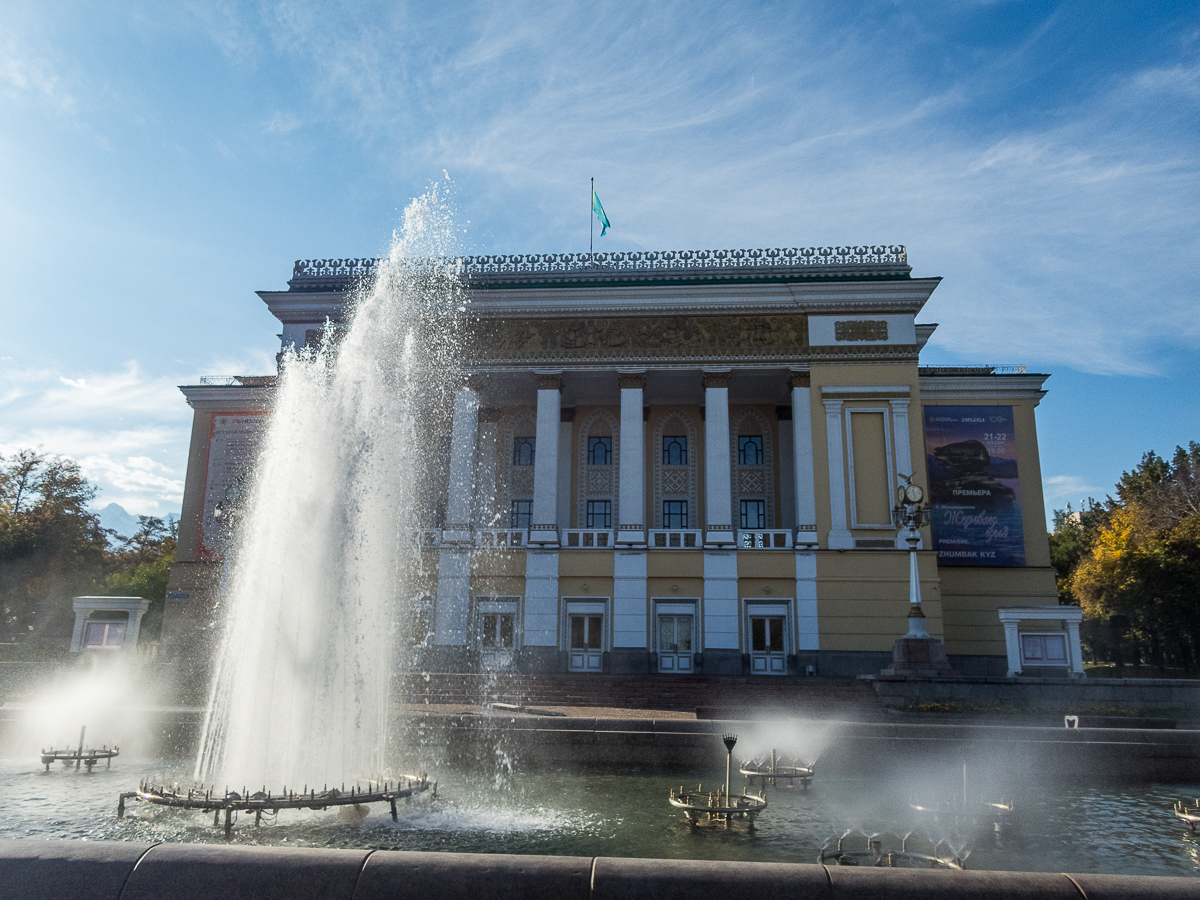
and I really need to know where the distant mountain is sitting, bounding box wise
[95,503,179,540]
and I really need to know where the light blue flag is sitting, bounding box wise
[592,188,611,236]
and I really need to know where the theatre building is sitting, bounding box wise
[164,246,1071,679]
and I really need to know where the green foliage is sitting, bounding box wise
[0,450,177,647]
[1051,442,1200,670]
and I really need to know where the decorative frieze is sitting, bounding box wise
[470,314,808,360]
[834,320,889,342]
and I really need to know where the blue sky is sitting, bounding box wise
[1,0,1197,523]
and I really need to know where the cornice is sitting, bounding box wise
[918,374,1050,403]
[258,279,942,324]
[179,384,273,410]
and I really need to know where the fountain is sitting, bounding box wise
[739,749,814,789]
[190,184,468,795]
[668,733,768,827]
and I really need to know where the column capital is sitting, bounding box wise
[535,372,564,392]
[479,407,502,424]
[617,371,646,390]
[788,370,811,390]
[822,398,844,412]
[463,373,485,392]
[701,371,731,390]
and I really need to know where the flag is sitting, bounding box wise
[592,188,611,236]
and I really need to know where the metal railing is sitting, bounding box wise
[475,529,526,549]
[648,529,702,549]
[291,245,908,282]
[562,529,613,549]
[738,530,793,549]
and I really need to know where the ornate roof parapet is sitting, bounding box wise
[287,246,909,292]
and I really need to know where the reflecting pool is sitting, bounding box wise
[3,757,1199,878]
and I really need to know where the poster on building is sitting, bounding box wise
[922,405,1025,567]
[198,413,266,559]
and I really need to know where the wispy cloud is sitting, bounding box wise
[0,360,190,514]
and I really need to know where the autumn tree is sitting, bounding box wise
[1065,443,1200,670]
[0,450,108,645]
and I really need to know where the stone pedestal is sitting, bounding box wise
[881,637,956,677]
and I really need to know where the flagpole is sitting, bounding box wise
[590,177,594,257]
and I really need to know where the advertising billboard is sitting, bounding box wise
[922,405,1025,567]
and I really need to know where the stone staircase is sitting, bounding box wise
[394,672,885,718]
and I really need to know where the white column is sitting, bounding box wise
[613,551,648,648]
[703,371,734,547]
[69,609,87,653]
[617,371,646,547]
[823,399,854,549]
[557,410,573,528]
[791,371,818,549]
[1066,618,1085,678]
[473,409,500,527]
[778,410,796,531]
[890,398,919,549]
[1001,616,1022,677]
[530,373,562,546]
[443,384,479,544]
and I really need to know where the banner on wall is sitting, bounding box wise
[198,413,266,559]
[922,405,1025,567]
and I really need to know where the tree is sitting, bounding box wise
[1063,443,1200,671]
[0,450,108,645]
[99,516,177,642]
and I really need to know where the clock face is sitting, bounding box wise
[225,481,244,504]
[905,483,924,504]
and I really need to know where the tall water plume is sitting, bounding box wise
[195,184,468,789]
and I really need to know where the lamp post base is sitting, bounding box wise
[880,637,956,677]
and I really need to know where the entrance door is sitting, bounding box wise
[568,614,603,672]
[750,616,786,674]
[658,615,694,673]
[480,612,516,670]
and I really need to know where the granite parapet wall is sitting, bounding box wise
[872,675,1200,711]
[2,841,1198,900]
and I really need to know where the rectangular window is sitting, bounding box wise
[738,435,764,465]
[751,617,785,653]
[586,500,612,529]
[587,436,612,466]
[512,436,536,466]
[1021,633,1067,665]
[740,499,766,529]
[662,435,687,466]
[663,500,689,529]
[510,500,532,529]
[481,613,515,649]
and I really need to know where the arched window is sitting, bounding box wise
[497,409,537,528]
[652,409,699,528]
[576,408,619,528]
[731,408,776,530]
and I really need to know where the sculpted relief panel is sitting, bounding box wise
[472,314,808,361]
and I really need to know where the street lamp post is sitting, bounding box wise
[892,478,931,639]
[882,475,955,677]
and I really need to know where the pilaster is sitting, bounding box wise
[617,370,646,547]
[442,384,479,546]
[703,370,735,548]
[530,372,562,546]
[823,398,854,549]
[790,371,818,549]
